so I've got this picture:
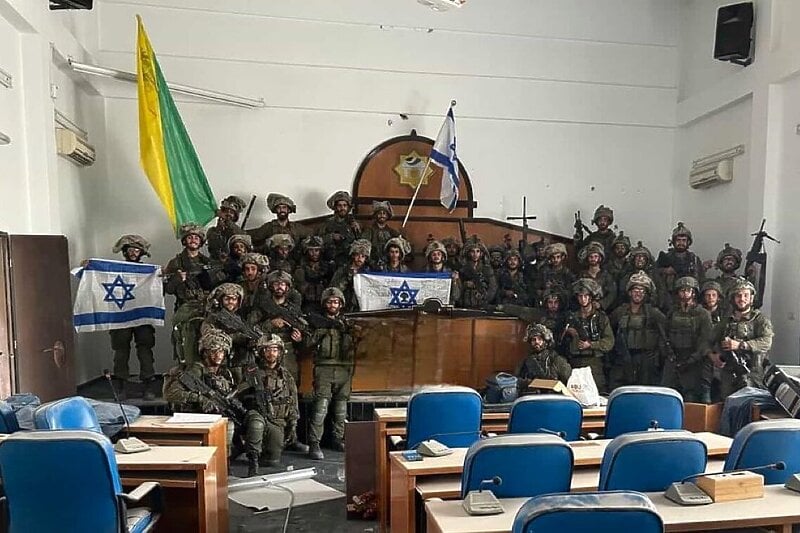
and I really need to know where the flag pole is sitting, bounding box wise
[402,100,456,229]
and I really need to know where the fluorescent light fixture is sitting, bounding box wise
[0,131,10,145]
[68,58,265,109]
[0,67,11,89]
[228,467,316,492]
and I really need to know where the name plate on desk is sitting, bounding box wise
[695,471,764,502]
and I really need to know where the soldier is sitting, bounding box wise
[360,201,400,259]
[207,195,247,261]
[711,243,744,299]
[458,240,497,309]
[247,193,307,254]
[240,334,308,476]
[488,245,506,276]
[533,243,575,307]
[495,288,567,352]
[108,235,157,399]
[618,242,669,313]
[164,223,226,364]
[495,249,529,306]
[657,222,705,308]
[222,234,253,283]
[424,240,461,304]
[577,242,617,311]
[268,234,296,275]
[515,323,572,391]
[200,283,252,374]
[442,237,463,273]
[294,236,334,313]
[331,239,371,313]
[375,237,410,273]
[608,271,668,389]
[606,232,632,285]
[700,280,724,324]
[562,279,614,394]
[305,287,359,460]
[579,205,617,254]
[661,277,713,403]
[322,190,361,267]
[708,278,774,400]
[239,253,270,321]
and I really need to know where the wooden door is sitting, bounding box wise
[0,234,14,398]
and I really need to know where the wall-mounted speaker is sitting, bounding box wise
[714,2,754,66]
[49,0,93,10]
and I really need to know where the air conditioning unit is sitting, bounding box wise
[417,0,466,12]
[689,158,733,189]
[56,127,95,166]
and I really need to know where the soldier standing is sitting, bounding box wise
[294,236,334,313]
[711,243,743,299]
[700,280,724,324]
[206,195,247,261]
[661,277,713,403]
[306,287,358,460]
[331,239,371,312]
[657,222,705,308]
[200,283,252,373]
[495,249,529,306]
[515,324,572,391]
[606,232,632,292]
[108,235,157,399]
[268,234,296,274]
[424,240,461,304]
[562,279,614,394]
[488,245,506,276]
[442,237,463,273]
[577,242,617,311]
[533,243,575,307]
[222,234,253,283]
[360,201,400,258]
[608,271,668,389]
[247,193,307,254]
[619,242,669,313]
[322,191,361,267]
[708,278,774,400]
[458,240,497,309]
[579,205,617,254]
[375,237,410,273]
[238,253,270,321]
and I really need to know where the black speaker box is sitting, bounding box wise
[49,0,93,10]
[714,2,754,65]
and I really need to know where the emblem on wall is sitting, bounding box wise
[394,151,434,189]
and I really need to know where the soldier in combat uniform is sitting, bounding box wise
[514,323,572,392]
[322,191,361,267]
[577,242,617,311]
[533,243,575,307]
[458,240,497,309]
[294,236,334,313]
[331,239,371,312]
[711,243,744,304]
[247,193,307,254]
[360,201,400,260]
[657,222,705,308]
[578,205,617,255]
[206,195,247,261]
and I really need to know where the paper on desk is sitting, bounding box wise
[227,478,343,512]
[165,413,222,424]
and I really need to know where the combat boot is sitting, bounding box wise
[331,439,346,452]
[246,452,260,477]
[142,378,157,401]
[308,443,324,460]
[286,441,310,454]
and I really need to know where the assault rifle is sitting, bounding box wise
[745,219,779,309]
[214,308,263,342]
[240,194,257,231]
[307,312,352,332]
[263,299,311,336]
[721,349,751,379]
[241,352,273,420]
[573,211,591,244]
[654,319,679,368]
[177,371,247,425]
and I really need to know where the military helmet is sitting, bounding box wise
[545,242,568,259]
[425,240,448,261]
[572,278,602,299]
[716,243,743,269]
[612,231,631,252]
[384,237,407,258]
[199,330,232,355]
[523,323,554,346]
[256,334,284,352]
[241,252,269,271]
[266,193,297,214]
[326,190,353,210]
[629,241,654,264]
[268,233,295,250]
[441,237,461,252]
[209,282,244,304]
[178,222,206,244]
[267,269,293,287]
[579,242,605,264]
[700,280,723,297]
[542,287,564,302]
[227,233,252,251]
[674,276,699,293]
[219,195,247,220]
[372,200,393,219]
[671,222,693,245]
[301,235,324,252]
[592,205,614,225]
[626,270,655,293]
[350,238,371,258]
[321,286,346,306]
[504,248,522,260]
[728,277,756,299]
[112,234,151,257]
[488,245,505,256]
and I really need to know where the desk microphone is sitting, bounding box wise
[103,369,150,454]
[679,461,785,484]
[479,476,502,491]
[536,427,567,439]
[665,462,785,505]
[463,476,504,515]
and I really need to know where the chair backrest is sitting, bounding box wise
[406,386,483,449]
[508,395,583,441]
[604,386,683,438]
[512,490,664,533]
[33,396,102,433]
[0,430,124,533]
[461,434,573,498]
[724,419,800,484]
[598,430,707,491]
[0,400,20,433]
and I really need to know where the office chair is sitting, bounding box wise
[598,430,707,491]
[604,386,683,438]
[405,386,483,449]
[461,433,573,498]
[724,419,800,484]
[33,396,102,433]
[512,490,664,533]
[0,430,162,533]
[508,395,583,441]
[0,400,21,433]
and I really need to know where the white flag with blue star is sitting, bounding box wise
[353,272,452,312]
[430,105,459,212]
[72,259,165,332]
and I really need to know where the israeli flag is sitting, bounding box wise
[353,272,452,312]
[430,105,459,212]
[72,258,165,332]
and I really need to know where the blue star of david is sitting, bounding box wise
[388,280,419,309]
[102,275,136,310]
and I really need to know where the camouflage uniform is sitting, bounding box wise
[533,243,576,307]
[305,288,357,459]
[699,280,724,401]
[331,239,371,312]
[238,253,271,320]
[579,205,617,255]
[360,201,400,264]
[206,195,247,261]
[495,249,530,306]
[608,272,668,389]
[657,223,706,308]
[267,233,296,275]
[294,236,335,313]
[442,237,464,273]
[618,242,669,313]
[515,324,572,390]
[577,242,617,311]
[488,245,506,276]
[322,191,361,267]
[563,279,614,393]
[424,240,461,304]
[711,243,744,311]
[458,241,497,309]
[661,277,713,402]
[247,194,308,254]
[222,233,252,283]
[200,283,252,372]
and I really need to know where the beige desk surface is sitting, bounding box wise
[426,485,800,533]
[374,406,606,423]
[115,445,216,470]
[128,415,225,434]
[393,432,731,475]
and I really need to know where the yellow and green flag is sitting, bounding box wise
[136,16,216,231]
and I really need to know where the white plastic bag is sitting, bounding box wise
[567,367,600,407]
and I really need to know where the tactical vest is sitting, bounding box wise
[617,306,659,350]
[263,367,295,421]
[314,324,355,366]
[669,309,701,350]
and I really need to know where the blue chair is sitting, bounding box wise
[33,396,102,433]
[512,490,664,533]
[508,395,583,441]
[461,434,572,498]
[0,430,161,533]
[724,419,800,484]
[406,386,482,449]
[598,430,707,491]
[0,400,20,433]
[604,386,683,438]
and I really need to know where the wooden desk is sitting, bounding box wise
[117,445,220,533]
[426,485,800,533]
[392,433,731,533]
[128,415,229,533]
[374,405,605,532]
